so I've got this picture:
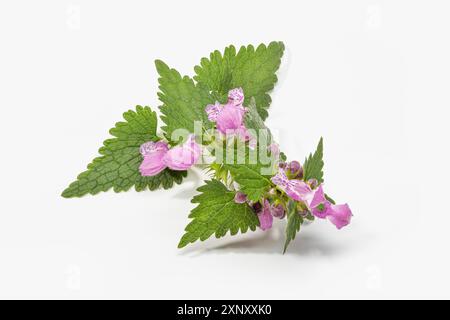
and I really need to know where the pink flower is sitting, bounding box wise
[139,141,169,176]
[271,167,353,229]
[271,170,312,202]
[139,135,201,176]
[308,185,353,229]
[258,200,274,231]
[216,103,246,134]
[205,88,251,141]
[328,204,352,230]
[163,135,201,171]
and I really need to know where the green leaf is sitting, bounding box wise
[325,194,336,205]
[303,137,324,184]
[178,180,259,248]
[244,97,273,149]
[283,200,303,254]
[219,142,274,202]
[194,41,285,120]
[156,60,215,140]
[62,106,187,198]
[224,163,273,202]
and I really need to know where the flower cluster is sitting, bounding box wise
[234,162,352,231]
[139,88,253,177]
[270,166,352,229]
[205,88,252,142]
[139,87,352,235]
[63,42,351,253]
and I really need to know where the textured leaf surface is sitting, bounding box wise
[178,180,259,248]
[244,98,270,133]
[220,142,274,202]
[156,60,215,140]
[194,41,285,120]
[244,98,273,150]
[303,137,324,184]
[62,106,186,198]
[224,163,273,202]
[283,200,303,253]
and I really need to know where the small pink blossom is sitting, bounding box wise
[308,185,353,229]
[205,88,251,142]
[216,103,246,134]
[139,141,169,176]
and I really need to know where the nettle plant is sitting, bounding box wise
[62,42,352,253]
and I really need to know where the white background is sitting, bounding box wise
[1,0,449,299]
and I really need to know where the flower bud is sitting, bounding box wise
[308,178,319,189]
[228,88,245,106]
[270,203,286,219]
[251,201,263,214]
[234,192,247,204]
[286,161,304,179]
[278,162,287,170]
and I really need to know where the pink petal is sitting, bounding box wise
[139,156,167,176]
[216,103,244,134]
[328,204,353,230]
[140,141,168,156]
[311,201,331,219]
[163,135,201,171]
[205,102,223,122]
[309,185,326,208]
[139,141,169,176]
[286,180,313,202]
[228,87,244,106]
[308,185,331,219]
[271,170,312,202]
[271,169,289,188]
[258,200,274,231]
